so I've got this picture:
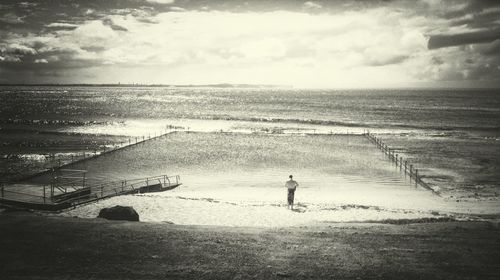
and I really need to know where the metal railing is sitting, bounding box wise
[0,174,181,209]
[14,125,185,182]
[364,131,439,195]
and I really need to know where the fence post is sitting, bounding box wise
[395,154,398,166]
[43,185,46,203]
[415,169,419,187]
[409,165,413,182]
[400,156,403,171]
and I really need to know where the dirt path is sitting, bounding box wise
[1,212,499,279]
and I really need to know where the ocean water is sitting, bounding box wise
[1,86,499,225]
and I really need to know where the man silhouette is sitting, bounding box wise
[285,175,299,210]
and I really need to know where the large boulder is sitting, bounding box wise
[98,206,139,221]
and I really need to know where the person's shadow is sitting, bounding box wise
[291,203,307,213]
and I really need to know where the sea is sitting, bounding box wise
[1,86,499,226]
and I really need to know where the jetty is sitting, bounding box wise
[0,171,181,211]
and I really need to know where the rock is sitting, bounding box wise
[98,206,139,221]
[276,272,291,278]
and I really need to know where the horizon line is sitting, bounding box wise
[0,83,499,90]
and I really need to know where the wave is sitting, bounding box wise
[2,115,499,136]
[183,115,500,132]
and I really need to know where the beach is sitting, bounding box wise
[1,211,499,279]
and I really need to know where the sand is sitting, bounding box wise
[1,211,499,280]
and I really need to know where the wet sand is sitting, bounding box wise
[1,212,499,280]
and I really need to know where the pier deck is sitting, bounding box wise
[0,174,181,211]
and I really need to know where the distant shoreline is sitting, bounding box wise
[0,83,288,88]
[1,84,498,90]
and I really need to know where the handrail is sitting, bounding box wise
[0,174,181,207]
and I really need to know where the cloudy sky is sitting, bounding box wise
[0,0,499,88]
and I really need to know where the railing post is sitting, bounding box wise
[415,169,419,187]
[404,161,407,177]
[395,154,398,166]
[409,165,413,182]
[400,156,403,171]
[43,185,46,203]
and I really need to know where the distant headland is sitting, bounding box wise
[0,83,290,88]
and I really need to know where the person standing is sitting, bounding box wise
[285,175,299,210]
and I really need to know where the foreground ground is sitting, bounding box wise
[0,212,499,280]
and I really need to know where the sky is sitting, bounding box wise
[0,0,499,88]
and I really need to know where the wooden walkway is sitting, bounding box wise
[0,174,181,211]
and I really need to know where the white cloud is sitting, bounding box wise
[170,7,186,12]
[6,43,37,55]
[34,58,48,63]
[146,0,175,4]
[46,22,79,28]
[303,1,322,10]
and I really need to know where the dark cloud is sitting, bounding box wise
[479,40,500,55]
[428,0,500,50]
[0,11,25,24]
[367,55,409,67]
[428,29,500,49]
[102,18,128,32]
